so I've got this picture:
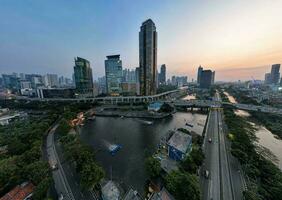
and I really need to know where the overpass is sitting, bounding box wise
[12,89,282,115]
[15,89,182,103]
[170,99,282,115]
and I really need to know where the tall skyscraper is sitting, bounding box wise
[159,64,166,85]
[73,57,93,97]
[200,70,213,88]
[105,55,123,95]
[270,64,280,85]
[197,65,203,84]
[139,19,157,96]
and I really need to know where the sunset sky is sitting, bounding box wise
[0,0,282,81]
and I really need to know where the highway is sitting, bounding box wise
[47,124,99,200]
[201,92,245,200]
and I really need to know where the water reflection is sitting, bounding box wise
[255,125,282,169]
[79,112,206,194]
[224,91,282,170]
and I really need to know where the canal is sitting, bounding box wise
[224,91,282,170]
[79,110,206,194]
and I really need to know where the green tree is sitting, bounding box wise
[80,163,105,189]
[145,157,161,178]
[33,177,52,200]
[24,161,50,185]
[165,171,200,200]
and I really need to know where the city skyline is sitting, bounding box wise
[1,0,282,81]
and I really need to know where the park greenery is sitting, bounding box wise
[145,157,162,178]
[58,121,105,190]
[0,114,57,199]
[220,91,282,200]
[0,99,100,198]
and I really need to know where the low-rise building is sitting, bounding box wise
[167,131,192,161]
[123,189,142,200]
[101,180,120,200]
[37,88,75,99]
[150,187,175,200]
[0,182,34,200]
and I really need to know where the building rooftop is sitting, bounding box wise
[123,189,142,200]
[0,182,34,200]
[101,181,120,200]
[142,19,155,26]
[106,55,120,59]
[150,187,175,200]
[167,131,192,153]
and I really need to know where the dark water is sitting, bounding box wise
[79,112,206,194]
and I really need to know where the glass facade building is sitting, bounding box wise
[73,57,93,97]
[105,55,123,95]
[139,19,157,96]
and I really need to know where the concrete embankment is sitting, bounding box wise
[95,110,173,119]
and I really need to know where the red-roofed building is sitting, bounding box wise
[0,182,34,200]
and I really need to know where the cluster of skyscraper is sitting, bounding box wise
[73,19,162,97]
[197,65,215,88]
[264,64,281,85]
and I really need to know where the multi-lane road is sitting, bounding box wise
[46,124,98,200]
[201,93,246,200]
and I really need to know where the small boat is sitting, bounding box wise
[108,144,122,156]
[185,123,193,127]
[88,116,96,120]
[136,119,153,125]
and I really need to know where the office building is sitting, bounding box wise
[211,71,215,84]
[98,76,107,94]
[270,64,280,85]
[265,73,271,84]
[73,57,94,97]
[2,74,20,91]
[122,68,136,83]
[37,88,75,99]
[20,80,31,89]
[170,76,188,87]
[159,64,166,85]
[197,65,203,84]
[105,55,123,95]
[139,19,157,95]
[200,70,213,88]
[43,74,59,88]
[135,67,140,95]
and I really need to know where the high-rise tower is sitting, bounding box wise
[73,57,93,97]
[139,19,157,95]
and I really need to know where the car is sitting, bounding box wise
[205,170,209,179]
[208,138,212,143]
[59,193,64,200]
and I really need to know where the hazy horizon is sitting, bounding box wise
[0,0,281,81]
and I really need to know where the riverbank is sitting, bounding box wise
[220,90,282,200]
[95,109,173,119]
